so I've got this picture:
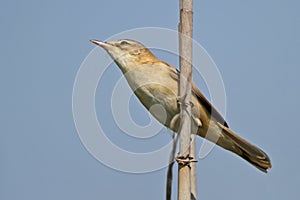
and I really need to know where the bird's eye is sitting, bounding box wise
[120,41,129,45]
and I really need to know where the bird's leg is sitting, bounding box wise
[176,136,198,167]
[176,95,196,167]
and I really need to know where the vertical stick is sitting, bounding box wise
[190,134,197,199]
[178,0,194,200]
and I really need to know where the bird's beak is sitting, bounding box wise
[90,39,110,48]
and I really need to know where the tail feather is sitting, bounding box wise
[217,122,272,173]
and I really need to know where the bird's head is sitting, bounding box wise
[90,39,158,72]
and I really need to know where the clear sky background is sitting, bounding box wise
[1,0,299,199]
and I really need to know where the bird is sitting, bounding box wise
[90,38,272,173]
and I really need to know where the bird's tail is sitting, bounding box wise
[216,122,272,173]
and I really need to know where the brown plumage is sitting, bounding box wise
[90,39,272,173]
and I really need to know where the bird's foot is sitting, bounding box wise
[177,95,194,108]
[176,155,197,167]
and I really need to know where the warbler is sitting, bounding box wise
[90,39,271,172]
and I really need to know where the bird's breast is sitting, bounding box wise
[123,63,179,126]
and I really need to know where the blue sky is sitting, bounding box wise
[1,0,299,199]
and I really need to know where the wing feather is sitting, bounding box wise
[164,62,229,128]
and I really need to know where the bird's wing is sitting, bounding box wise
[163,61,229,128]
[191,83,229,127]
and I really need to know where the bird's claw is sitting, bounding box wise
[176,155,197,167]
[177,95,194,107]
[176,95,186,104]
